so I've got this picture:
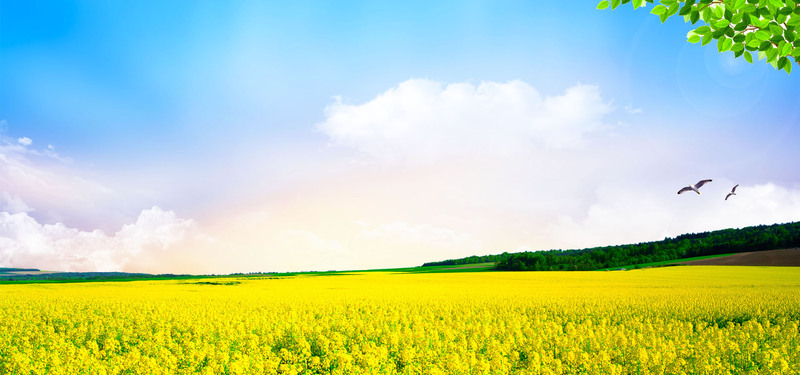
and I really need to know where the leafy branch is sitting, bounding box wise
[597,0,800,74]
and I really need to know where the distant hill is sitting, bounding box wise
[0,267,40,272]
[423,221,800,271]
[0,270,192,283]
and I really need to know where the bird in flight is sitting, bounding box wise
[678,179,712,195]
[725,184,739,200]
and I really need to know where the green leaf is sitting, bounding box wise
[784,61,792,73]
[701,33,714,45]
[778,55,789,68]
[679,3,693,15]
[759,40,773,50]
[744,50,754,62]
[734,33,747,43]
[769,23,784,35]
[651,4,668,14]
[690,9,701,23]
[688,34,702,43]
[734,0,748,9]
[766,46,779,62]
[758,7,772,19]
[781,40,793,55]
[611,0,622,9]
[597,0,611,9]
[786,29,797,42]
[667,2,680,16]
[714,5,725,18]
[633,0,644,9]
[715,19,731,28]
[718,37,726,52]
[755,29,772,40]
[695,25,712,35]
[724,37,734,52]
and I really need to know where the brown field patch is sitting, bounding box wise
[679,248,800,267]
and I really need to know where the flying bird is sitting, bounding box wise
[725,184,739,200]
[678,179,712,195]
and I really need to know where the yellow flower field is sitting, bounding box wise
[1,266,799,374]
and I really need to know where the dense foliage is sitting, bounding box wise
[424,221,800,271]
[499,221,800,271]
[597,0,800,74]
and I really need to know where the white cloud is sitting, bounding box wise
[317,79,614,163]
[0,130,120,230]
[0,206,197,272]
[0,192,34,214]
[624,105,643,114]
[17,137,32,146]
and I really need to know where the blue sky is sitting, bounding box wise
[2,1,800,273]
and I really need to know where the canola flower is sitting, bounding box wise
[0,266,799,374]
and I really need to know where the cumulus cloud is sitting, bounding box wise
[17,137,32,146]
[0,128,119,230]
[317,79,614,163]
[0,192,34,214]
[0,206,196,272]
[310,78,800,261]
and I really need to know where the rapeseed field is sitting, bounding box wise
[1,266,798,374]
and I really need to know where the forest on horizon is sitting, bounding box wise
[423,221,800,271]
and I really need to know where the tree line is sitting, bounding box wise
[423,221,800,271]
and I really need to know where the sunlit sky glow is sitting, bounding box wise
[2,1,800,273]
